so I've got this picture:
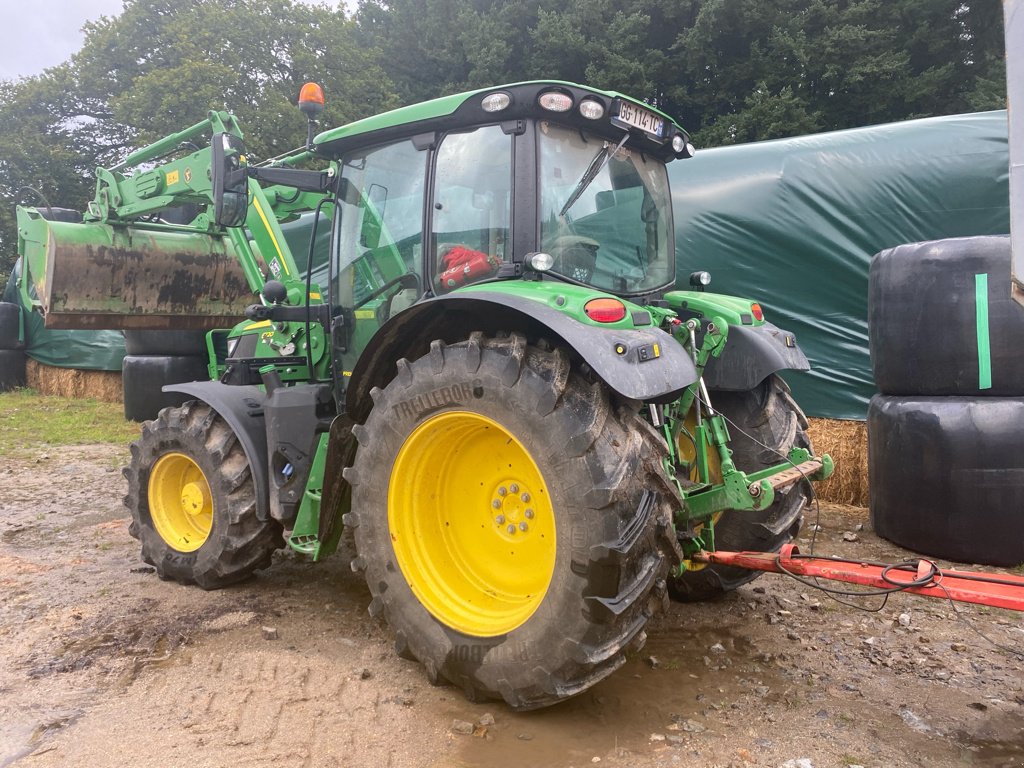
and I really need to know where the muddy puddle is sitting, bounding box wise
[454,627,784,767]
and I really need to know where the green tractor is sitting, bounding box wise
[16,81,832,709]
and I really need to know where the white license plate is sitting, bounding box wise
[614,102,665,137]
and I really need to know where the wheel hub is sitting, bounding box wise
[148,452,214,553]
[490,481,538,538]
[389,410,557,637]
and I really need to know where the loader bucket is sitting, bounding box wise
[17,207,253,330]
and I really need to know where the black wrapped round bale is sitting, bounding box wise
[123,330,209,356]
[0,349,26,391]
[868,394,1024,567]
[122,355,210,422]
[0,302,24,350]
[869,236,1024,396]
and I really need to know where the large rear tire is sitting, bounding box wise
[124,400,283,588]
[668,374,811,601]
[346,333,678,710]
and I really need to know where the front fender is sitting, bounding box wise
[162,382,271,520]
[346,292,698,421]
[703,322,809,391]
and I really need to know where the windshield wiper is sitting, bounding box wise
[558,132,630,218]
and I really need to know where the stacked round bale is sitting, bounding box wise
[122,331,210,421]
[0,301,26,390]
[868,236,1024,566]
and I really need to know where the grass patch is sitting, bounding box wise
[0,388,139,456]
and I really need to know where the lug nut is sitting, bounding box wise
[507,524,516,535]
[498,486,507,496]
[509,483,519,493]
[525,508,534,519]
[519,522,528,532]
[492,499,502,509]
[495,515,505,525]
[521,492,530,502]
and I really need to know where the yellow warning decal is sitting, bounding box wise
[309,292,321,300]
[343,371,352,377]
[354,309,376,320]
[653,343,661,358]
[166,170,180,186]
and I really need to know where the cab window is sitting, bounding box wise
[431,126,512,292]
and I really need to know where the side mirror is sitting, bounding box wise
[211,132,249,228]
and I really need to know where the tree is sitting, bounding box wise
[0,0,400,283]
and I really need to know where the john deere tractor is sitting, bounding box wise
[16,81,831,709]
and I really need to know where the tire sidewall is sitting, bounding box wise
[132,417,236,582]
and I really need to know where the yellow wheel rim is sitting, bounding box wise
[389,411,556,637]
[678,410,723,571]
[148,452,214,553]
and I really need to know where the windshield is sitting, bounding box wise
[538,121,674,295]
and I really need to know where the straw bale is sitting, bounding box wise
[26,359,123,403]
[807,417,868,508]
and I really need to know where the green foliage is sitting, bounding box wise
[356,0,1004,146]
[0,0,1007,283]
[0,0,398,281]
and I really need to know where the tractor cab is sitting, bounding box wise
[312,81,695,374]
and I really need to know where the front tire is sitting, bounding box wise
[669,374,811,601]
[346,333,677,709]
[124,401,283,589]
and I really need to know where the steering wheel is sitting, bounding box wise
[354,271,421,310]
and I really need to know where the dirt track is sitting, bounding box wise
[1,444,1022,768]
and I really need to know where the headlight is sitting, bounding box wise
[481,92,511,113]
[526,252,554,272]
[538,91,573,112]
[578,99,605,120]
[673,134,696,157]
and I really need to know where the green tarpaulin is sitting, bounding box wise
[3,259,126,371]
[671,111,1010,419]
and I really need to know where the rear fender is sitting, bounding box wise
[346,292,698,422]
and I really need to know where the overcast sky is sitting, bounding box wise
[0,0,343,81]
[0,0,126,80]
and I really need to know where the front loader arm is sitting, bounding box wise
[16,110,331,329]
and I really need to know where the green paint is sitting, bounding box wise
[662,290,766,326]
[975,273,992,390]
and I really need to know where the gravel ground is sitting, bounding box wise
[1,443,1022,768]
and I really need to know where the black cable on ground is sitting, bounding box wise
[697,395,1024,647]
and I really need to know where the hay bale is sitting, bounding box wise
[807,417,868,508]
[26,358,123,403]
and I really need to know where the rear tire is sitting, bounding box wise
[668,374,811,601]
[346,333,678,709]
[124,400,283,588]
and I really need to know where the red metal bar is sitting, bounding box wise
[694,544,1024,612]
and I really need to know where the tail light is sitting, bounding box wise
[751,303,764,321]
[584,298,627,323]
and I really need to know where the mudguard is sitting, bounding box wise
[162,382,271,520]
[347,292,699,421]
[703,321,809,391]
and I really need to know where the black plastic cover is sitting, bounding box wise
[868,394,1024,567]
[703,322,809,392]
